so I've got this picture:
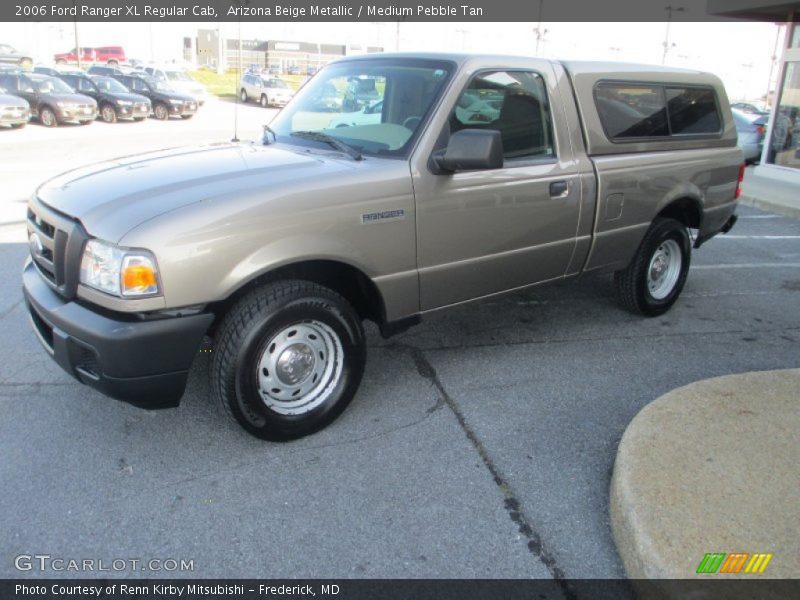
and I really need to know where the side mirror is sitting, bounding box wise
[432,129,503,173]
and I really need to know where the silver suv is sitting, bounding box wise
[23,54,742,440]
[240,73,294,108]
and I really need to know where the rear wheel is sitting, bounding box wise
[615,217,691,316]
[212,280,366,441]
[153,102,169,120]
[100,104,117,123]
[260,94,268,108]
[39,107,57,127]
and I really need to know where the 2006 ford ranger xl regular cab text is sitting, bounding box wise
[23,54,743,440]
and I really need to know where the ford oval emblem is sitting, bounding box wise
[29,232,44,257]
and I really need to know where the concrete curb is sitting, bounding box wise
[738,194,800,219]
[610,369,800,594]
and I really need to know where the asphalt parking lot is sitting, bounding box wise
[1,99,798,589]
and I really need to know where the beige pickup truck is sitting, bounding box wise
[23,53,743,440]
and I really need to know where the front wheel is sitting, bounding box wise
[153,103,169,120]
[260,94,269,108]
[212,280,366,441]
[100,104,117,123]
[614,217,691,317]
[240,88,248,103]
[39,107,57,127]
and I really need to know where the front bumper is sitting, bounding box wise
[22,259,213,409]
[56,106,98,122]
[118,104,152,119]
[1,109,29,125]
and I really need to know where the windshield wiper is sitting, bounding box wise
[262,124,278,145]
[290,130,363,161]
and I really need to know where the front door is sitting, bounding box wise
[413,66,583,310]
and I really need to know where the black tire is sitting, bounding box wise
[100,103,117,123]
[614,217,691,317]
[212,280,366,441]
[240,88,248,103]
[260,94,268,108]
[39,107,57,127]
[153,102,169,120]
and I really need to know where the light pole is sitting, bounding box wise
[662,5,685,65]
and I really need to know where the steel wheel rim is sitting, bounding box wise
[261,96,267,107]
[155,105,167,119]
[256,320,344,415]
[42,110,54,126]
[102,106,115,122]
[647,239,682,300]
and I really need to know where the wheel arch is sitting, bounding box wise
[208,259,388,335]
[656,196,703,230]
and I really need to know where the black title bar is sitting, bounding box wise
[3,0,768,23]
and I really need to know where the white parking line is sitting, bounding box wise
[692,263,800,269]
[717,235,800,240]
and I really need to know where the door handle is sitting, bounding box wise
[549,180,570,198]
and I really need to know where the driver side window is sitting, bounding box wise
[451,70,555,161]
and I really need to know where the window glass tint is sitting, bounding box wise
[767,61,800,169]
[595,83,668,138]
[451,70,555,160]
[666,87,720,134]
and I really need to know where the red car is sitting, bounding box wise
[54,46,125,65]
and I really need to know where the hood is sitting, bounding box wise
[107,91,150,104]
[36,142,357,243]
[158,90,196,102]
[0,94,28,108]
[46,92,96,105]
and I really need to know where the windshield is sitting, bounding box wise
[268,59,454,158]
[266,79,288,89]
[153,80,176,92]
[95,77,129,93]
[36,78,74,94]
[166,71,192,82]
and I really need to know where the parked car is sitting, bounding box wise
[0,86,30,128]
[87,65,125,77]
[0,44,33,70]
[142,66,207,105]
[240,74,293,108]
[58,73,151,123]
[268,64,281,76]
[732,108,768,164]
[22,54,743,441]
[308,82,343,112]
[286,65,301,76]
[113,74,197,120]
[328,100,382,127]
[307,66,319,76]
[730,102,769,116]
[343,76,381,110]
[54,47,97,65]
[93,46,126,65]
[0,72,96,126]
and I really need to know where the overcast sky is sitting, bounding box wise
[0,20,785,102]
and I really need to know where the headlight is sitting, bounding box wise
[169,99,182,105]
[117,100,132,106]
[79,239,160,297]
